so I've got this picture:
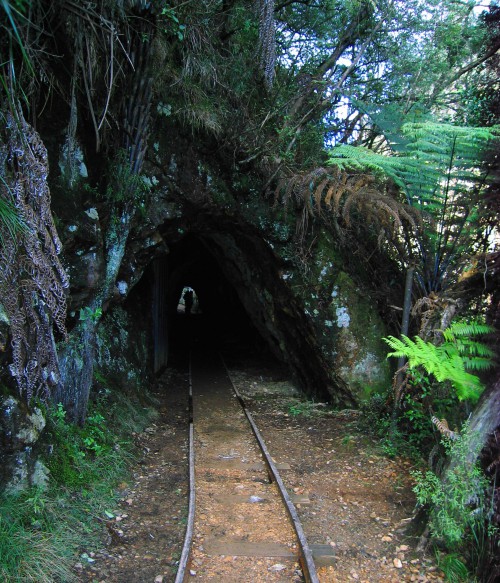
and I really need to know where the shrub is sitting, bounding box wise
[0,377,158,581]
[412,422,488,551]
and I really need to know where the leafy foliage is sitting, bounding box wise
[412,422,489,552]
[329,120,499,294]
[0,379,158,581]
[384,321,495,402]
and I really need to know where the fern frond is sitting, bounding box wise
[328,144,409,190]
[461,357,495,372]
[443,321,494,339]
[455,340,495,359]
[313,178,329,211]
[328,116,500,294]
[486,457,500,474]
[384,330,487,403]
[274,167,416,236]
[431,416,458,440]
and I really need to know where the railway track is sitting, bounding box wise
[174,348,320,583]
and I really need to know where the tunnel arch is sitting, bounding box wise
[127,211,355,407]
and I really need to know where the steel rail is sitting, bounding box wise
[221,354,320,583]
[174,353,195,583]
[176,350,320,583]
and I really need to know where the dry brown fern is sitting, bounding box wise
[487,456,500,474]
[392,361,410,407]
[274,167,417,243]
[0,107,69,403]
[431,416,458,440]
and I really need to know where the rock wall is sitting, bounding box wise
[0,396,49,492]
[270,228,393,401]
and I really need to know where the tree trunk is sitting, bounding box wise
[465,370,500,465]
[56,215,132,423]
[397,265,415,371]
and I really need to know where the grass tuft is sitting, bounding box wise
[0,380,158,581]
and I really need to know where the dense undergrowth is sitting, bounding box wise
[0,374,158,582]
[361,321,497,582]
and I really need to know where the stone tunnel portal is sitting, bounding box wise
[126,222,353,406]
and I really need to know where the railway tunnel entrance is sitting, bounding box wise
[126,214,355,407]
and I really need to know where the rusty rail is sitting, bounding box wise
[221,355,320,583]
[176,351,320,583]
[174,355,195,583]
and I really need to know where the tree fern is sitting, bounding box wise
[384,320,495,403]
[328,114,500,295]
[273,165,418,243]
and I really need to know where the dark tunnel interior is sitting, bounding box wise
[127,233,266,370]
[167,235,261,352]
[126,225,343,403]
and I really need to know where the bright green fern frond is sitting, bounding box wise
[327,145,410,190]
[443,321,494,339]
[453,338,495,359]
[330,117,499,294]
[384,323,490,403]
[384,334,417,359]
[462,357,495,372]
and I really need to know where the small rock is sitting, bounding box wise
[269,563,286,572]
[189,570,196,576]
[74,563,84,572]
[381,536,393,542]
[154,576,164,583]
[126,498,133,505]
[393,558,403,569]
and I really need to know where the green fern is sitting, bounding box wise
[441,321,493,339]
[442,321,495,373]
[326,144,411,190]
[384,321,495,403]
[0,192,26,243]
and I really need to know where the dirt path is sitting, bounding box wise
[189,348,302,581]
[76,350,443,583]
[225,362,440,583]
[76,367,190,583]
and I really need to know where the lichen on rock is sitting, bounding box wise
[0,396,49,492]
